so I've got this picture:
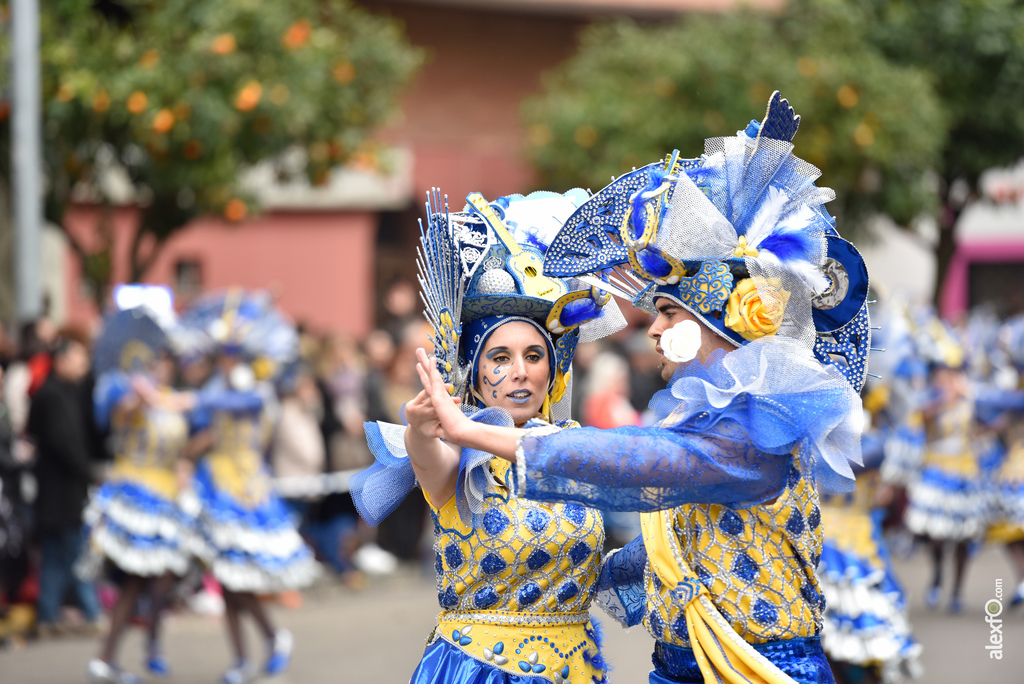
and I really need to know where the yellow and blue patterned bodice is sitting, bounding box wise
[206,408,274,507]
[644,456,824,647]
[109,405,189,499]
[431,459,603,615]
[428,458,606,682]
[923,399,977,477]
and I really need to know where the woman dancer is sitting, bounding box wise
[85,307,195,684]
[181,292,318,684]
[352,190,622,684]
[903,321,987,613]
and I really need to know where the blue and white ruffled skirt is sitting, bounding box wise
[186,459,318,593]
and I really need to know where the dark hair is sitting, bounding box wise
[53,326,90,358]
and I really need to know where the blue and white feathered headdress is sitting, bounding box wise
[543,92,873,391]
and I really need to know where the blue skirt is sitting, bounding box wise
[650,637,835,684]
[188,460,318,592]
[84,479,194,577]
[413,639,555,684]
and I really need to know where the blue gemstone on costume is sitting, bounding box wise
[474,587,500,609]
[695,563,712,586]
[562,665,570,677]
[787,464,801,488]
[564,505,586,526]
[785,508,805,536]
[439,586,459,609]
[434,553,443,576]
[731,552,758,582]
[483,508,510,536]
[526,548,552,570]
[800,582,822,609]
[519,661,531,673]
[453,630,461,640]
[557,581,579,603]
[649,611,666,638]
[493,642,504,655]
[672,613,689,639]
[460,636,473,646]
[525,509,551,533]
[568,541,591,567]
[717,509,744,536]
[444,544,464,570]
[533,664,546,673]
[480,553,508,575]
[808,505,821,530]
[752,599,779,625]
[518,583,542,606]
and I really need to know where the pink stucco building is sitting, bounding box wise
[53,0,783,336]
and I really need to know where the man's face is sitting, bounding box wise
[647,299,734,382]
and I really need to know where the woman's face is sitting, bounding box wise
[150,354,175,387]
[475,321,551,427]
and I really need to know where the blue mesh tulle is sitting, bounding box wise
[351,421,417,527]
[594,534,648,627]
[517,337,861,512]
[353,405,518,528]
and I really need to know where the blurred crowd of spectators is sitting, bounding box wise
[0,280,668,645]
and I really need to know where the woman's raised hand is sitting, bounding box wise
[414,347,471,444]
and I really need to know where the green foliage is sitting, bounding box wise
[0,0,421,285]
[523,2,946,235]
[859,0,1024,191]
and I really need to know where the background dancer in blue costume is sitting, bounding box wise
[413,93,869,684]
[179,290,318,684]
[903,319,987,613]
[85,305,197,684]
[817,305,924,684]
[351,189,625,684]
[978,314,1024,607]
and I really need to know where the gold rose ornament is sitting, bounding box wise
[724,278,790,341]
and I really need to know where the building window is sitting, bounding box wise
[174,259,203,299]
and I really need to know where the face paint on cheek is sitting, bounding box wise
[482,363,510,399]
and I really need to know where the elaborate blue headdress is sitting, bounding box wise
[418,188,625,421]
[93,306,171,376]
[543,92,872,391]
[176,289,299,378]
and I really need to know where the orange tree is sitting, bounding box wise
[523,2,944,255]
[0,0,421,301]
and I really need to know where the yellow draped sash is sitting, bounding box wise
[641,510,798,684]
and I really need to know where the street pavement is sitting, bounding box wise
[1,545,1022,683]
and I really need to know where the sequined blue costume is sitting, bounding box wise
[84,371,195,577]
[515,339,861,684]
[353,188,622,684]
[187,376,318,592]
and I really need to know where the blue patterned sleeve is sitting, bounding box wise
[516,418,792,512]
[594,535,649,627]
